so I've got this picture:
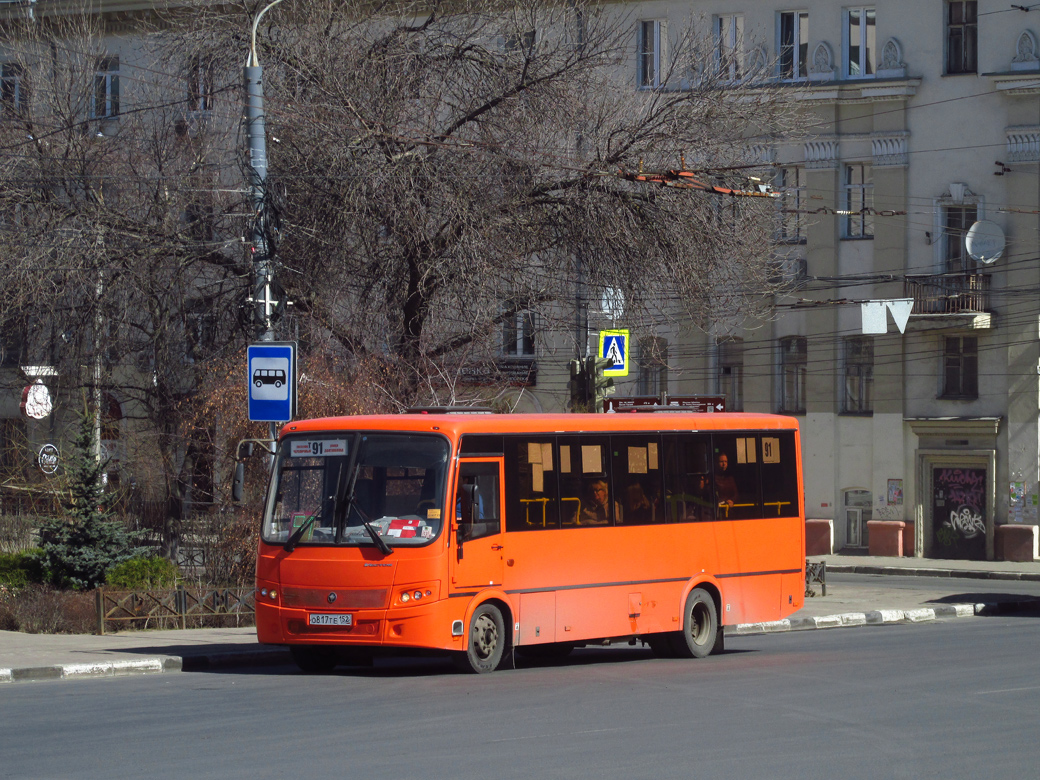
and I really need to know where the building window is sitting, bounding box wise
[779,336,806,413]
[600,286,625,320]
[715,14,745,81]
[843,163,873,238]
[716,338,744,411]
[778,11,809,80]
[184,300,216,364]
[843,336,873,413]
[637,337,668,396]
[638,20,666,88]
[188,57,214,113]
[502,309,535,357]
[92,56,119,119]
[0,319,26,367]
[1,63,26,115]
[776,166,804,242]
[844,7,876,78]
[942,336,978,399]
[943,204,978,273]
[946,1,977,74]
[504,29,537,55]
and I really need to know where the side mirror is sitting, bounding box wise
[232,461,245,503]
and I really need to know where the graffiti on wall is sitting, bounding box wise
[932,467,986,560]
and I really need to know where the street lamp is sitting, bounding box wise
[244,0,285,343]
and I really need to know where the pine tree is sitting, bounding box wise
[36,415,149,590]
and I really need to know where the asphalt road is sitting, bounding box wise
[3,607,1039,780]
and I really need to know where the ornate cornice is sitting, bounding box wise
[1006,125,1040,162]
[872,132,909,167]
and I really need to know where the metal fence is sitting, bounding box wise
[94,585,255,635]
[805,561,826,597]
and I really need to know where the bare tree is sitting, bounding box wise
[198,0,797,402]
[0,8,249,556]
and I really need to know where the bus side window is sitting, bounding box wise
[759,432,800,517]
[711,434,762,519]
[504,438,560,531]
[662,434,714,522]
[558,435,614,526]
[610,435,664,525]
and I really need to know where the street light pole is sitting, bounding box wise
[245,0,286,450]
[244,0,284,345]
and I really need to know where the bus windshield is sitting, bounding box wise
[262,433,449,548]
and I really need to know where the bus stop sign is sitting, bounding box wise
[248,342,297,422]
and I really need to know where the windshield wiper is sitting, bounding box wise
[337,460,393,556]
[350,500,393,556]
[283,506,321,553]
[285,460,349,554]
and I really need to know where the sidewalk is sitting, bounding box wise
[3,555,1039,684]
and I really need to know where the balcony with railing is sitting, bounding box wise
[904,273,992,328]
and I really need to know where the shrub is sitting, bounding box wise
[0,584,96,634]
[0,550,45,588]
[105,556,180,590]
[35,416,149,590]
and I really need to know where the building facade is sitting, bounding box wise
[3,1,1038,561]
[517,1,1040,560]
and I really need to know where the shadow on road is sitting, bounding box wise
[925,593,1040,617]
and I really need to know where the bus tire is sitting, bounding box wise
[290,645,339,673]
[675,588,719,659]
[455,602,507,674]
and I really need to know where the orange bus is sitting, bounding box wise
[254,410,804,673]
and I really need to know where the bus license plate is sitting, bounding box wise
[309,613,353,626]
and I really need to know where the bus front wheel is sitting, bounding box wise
[675,588,719,659]
[455,603,507,674]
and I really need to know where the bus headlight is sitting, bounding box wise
[394,582,439,607]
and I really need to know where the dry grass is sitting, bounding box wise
[0,585,96,634]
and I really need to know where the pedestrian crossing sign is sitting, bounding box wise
[599,329,629,377]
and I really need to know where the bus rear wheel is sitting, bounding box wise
[455,603,507,674]
[674,588,719,659]
[290,645,339,673]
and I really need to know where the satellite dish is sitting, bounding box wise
[965,220,1005,264]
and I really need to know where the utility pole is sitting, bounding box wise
[245,0,286,449]
[245,0,285,345]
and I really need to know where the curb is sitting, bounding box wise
[0,648,292,684]
[732,598,1038,636]
[822,564,1040,582]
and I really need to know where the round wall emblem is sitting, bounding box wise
[38,444,59,475]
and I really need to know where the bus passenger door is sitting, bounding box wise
[452,459,505,589]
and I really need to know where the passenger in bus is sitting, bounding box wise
[686,473,715,521]
[624,482,654,524]
[714,453,739,509]
[579,478,619,525]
